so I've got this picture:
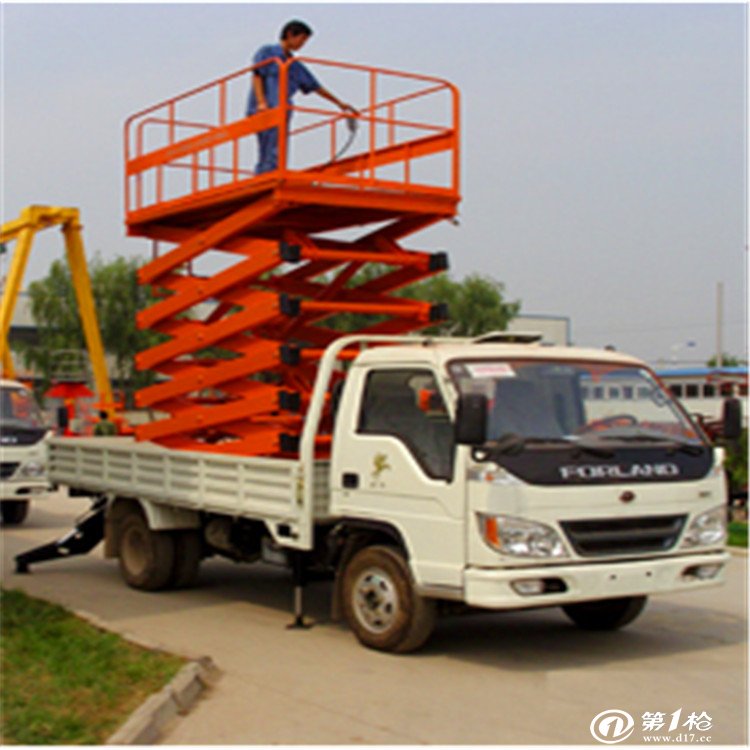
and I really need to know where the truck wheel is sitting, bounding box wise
[169,530,203,589]
[1,500,29,526]
[342,545,436,653]
[118,509,175,591]
[562,596,647,631]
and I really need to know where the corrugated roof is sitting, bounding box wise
[655,367,748,378]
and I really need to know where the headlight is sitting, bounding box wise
[478,513,569,558]
[20,462,45,478]
[681,505,727,548]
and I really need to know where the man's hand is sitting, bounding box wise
[316,87,359,117]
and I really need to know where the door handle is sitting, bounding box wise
[342,473,359,489]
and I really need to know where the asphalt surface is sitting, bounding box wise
[1,492,747,745]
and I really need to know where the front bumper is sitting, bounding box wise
[0,479,52,501]
[464,551,730,610]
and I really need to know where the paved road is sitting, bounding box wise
[2,492,747,745]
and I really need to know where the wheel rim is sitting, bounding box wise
[352,566,399,634]
[122,525,149,577]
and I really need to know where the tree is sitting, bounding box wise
[14,255,161,407]
[91,257,162,404]
[404,273,520,336]
[725,429,748,495]
[707,354,747,367]
[13,260,86,397]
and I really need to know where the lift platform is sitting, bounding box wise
[126,57,461,457]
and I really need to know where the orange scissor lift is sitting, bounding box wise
[125,57,460,457]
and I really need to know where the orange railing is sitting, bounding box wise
[124,57,460,219]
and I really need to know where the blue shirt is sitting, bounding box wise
[246,44,321,116]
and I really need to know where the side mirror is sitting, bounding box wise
[722,398,742,441]
[455,393,487,445]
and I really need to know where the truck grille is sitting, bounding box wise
[560,515,687,557]
[0,462,20,479]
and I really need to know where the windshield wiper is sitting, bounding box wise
[487,434,613,458]
[598,432,705,456]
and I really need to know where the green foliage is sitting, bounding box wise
[407,273,520,336]
[0,588,183,745]
[725,429,748,492]
[91,256,162,404]
[706,353,747,367]
[728,521,747,548]
[14,260,86,397]
[13,256,161,407]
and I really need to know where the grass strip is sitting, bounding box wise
[728,520,748,548]
[0,588,184,745]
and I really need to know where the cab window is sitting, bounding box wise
[358,369,454,481]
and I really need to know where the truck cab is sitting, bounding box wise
[0,379,52,524]
[330,339,729,649]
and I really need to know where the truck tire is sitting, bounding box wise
[169,530,203,589]
[118,509,176,591]
[1,500,29,526]
[562,596,647,631]
[341,545,436,653]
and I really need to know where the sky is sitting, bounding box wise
[1,2,747,366]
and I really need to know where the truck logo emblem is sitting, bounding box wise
[559,463,680,481]
[371,453,391,483]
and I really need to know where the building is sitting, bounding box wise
[507,314,571,347]
[655,366,748,425]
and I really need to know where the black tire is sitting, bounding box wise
[1,500,29,526]
[118,509,176,591]
[169,530,203,589]
[341,545,436,653]
[563,596,647,631]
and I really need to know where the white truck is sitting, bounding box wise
[1,378,52,525]
[16,334,738,652]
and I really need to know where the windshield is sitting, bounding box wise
[0,386,46,430]
[449,360,704,446]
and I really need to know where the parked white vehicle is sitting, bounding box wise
[1,379,53,525]
[18,335,737,652]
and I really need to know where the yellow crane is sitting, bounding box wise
[0,205,115,417]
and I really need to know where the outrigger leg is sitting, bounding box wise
[15,496,107,574]
[287,551,313,630]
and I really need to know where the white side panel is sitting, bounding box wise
[48,438,333,542]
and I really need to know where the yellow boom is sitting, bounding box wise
[0,205,115,417]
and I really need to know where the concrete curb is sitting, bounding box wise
[106,657,218,745]
[728,546,748,557]
[70,608,219,745]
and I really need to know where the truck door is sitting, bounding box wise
[331,367,465,590]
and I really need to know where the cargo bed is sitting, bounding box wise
[48,437,332,548]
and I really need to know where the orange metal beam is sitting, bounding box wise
[136,291,282,370]
[138,196,284,284]
[135,339,281,407]
[137,245,281,328]
[137,382,283,441]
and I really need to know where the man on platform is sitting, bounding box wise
[247,20,358,174]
